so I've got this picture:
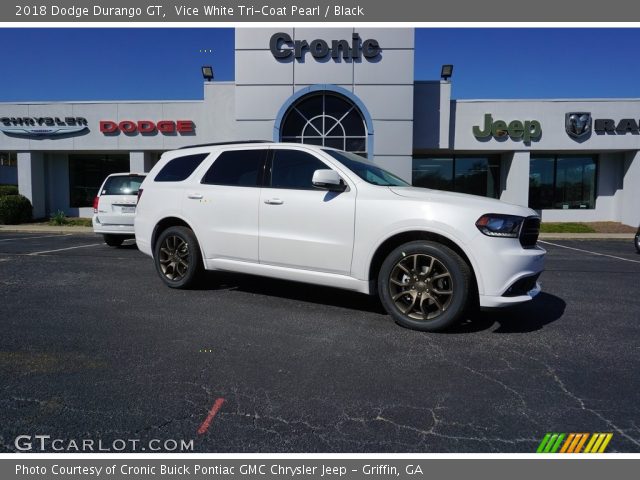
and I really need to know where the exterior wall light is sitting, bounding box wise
[202,66,214,82]
[441,64,453,81]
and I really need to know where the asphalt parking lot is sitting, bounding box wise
[0,232,639,453]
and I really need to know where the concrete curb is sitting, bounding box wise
[539,233,634,240]
[0,225,94,234]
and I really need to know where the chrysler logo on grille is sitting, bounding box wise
[565,112,592,140]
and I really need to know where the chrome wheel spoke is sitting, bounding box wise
[392,290,410,301]
[431,295,444,311]
[423,256,434,276]
[159,235,190,281]
[431,272,450,281]
[432,288,452,295]
[388,252,454,322]
[396,262,411,275]
[401,292,418,314]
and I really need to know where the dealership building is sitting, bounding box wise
[1,28,639,226]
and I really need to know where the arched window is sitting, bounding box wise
[280,92,368,157]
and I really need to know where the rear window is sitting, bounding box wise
[201,149,267,187]
[101,175,145,196]
[155,153,209,182]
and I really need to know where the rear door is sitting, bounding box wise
[259,148,356,275]
[97,174,145,226]
[184,148,267,262]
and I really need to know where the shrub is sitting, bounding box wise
[49,210,67,226]
[0,194,33,224]
[0,185,19,196]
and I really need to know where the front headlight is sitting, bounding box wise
[475,214,524,238]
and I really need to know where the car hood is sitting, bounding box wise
[389,186,538,217]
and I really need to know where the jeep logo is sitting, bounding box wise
[473,114,542,144]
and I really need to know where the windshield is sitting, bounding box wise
[323,150,410,187]
[101,175,145,196]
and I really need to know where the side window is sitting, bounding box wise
[269,150,328,190]
[154,153,209,182]
[201,149,267,187]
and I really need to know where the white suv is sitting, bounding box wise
[135,142,545,331]
[93,172,146,247]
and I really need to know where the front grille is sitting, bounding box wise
[519,216,540,248]
[503,273,541,297]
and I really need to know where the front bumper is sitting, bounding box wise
[480,281,542,308]
[469,234,545,308]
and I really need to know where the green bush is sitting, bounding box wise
[0,185,19,196]
[49,210,67,226]
[0,194,33,224]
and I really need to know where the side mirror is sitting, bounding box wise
[312,169,346,192]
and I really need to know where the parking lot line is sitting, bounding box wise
[539,240,640,264]
[0,234,72,242]
[26,243,103,256]
[197,398,226,435]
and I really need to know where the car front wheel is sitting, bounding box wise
[635,232,640,253]
[154,226,203,289]
[378,241,471,332]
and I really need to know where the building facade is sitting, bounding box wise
[1,28,638,226]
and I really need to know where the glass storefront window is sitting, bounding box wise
[529,156,596,210]
[69,155,129,208]
[412,156,500,198]
[280,92,368,158]
[529,157,555,209]
[0,152,17,167]
[412,158,454,191]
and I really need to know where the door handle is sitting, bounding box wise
[264,198,284,205]
[187,193,203,200]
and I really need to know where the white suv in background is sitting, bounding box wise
[93,172,146,247]
[135,142,545,331]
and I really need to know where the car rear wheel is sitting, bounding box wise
[154,226,203,289]
[103,234,124,247]
[635,232,640,253]
[378,241,471,332]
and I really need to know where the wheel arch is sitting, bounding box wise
[151,217,204,261]
[367,230,481,297]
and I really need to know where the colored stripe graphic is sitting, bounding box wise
[538,433,612,453]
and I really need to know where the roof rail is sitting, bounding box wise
[178,140,273,150]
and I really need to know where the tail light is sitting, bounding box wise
[93,196,99,213]
[137,188,143,204]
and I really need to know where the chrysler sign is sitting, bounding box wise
[0,117,88,137]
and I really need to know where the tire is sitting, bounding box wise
[378,241,471,332]
[635,233,640,254]
[153,226,203,289]
[103,234,124,247]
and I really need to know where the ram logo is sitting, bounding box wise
[565,112,592,140]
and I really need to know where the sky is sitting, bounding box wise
[1,28,640,101]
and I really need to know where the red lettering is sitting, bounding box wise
[100,120,194,135]
[157,121,175,133]
[176,120,194,134]
[99,121,118,133]
[137,121,156,134]
[119,121,137,134]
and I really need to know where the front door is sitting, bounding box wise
[259,148,356,275]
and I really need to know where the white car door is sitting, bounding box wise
[259,148,356,275]
[184,148,267,262]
